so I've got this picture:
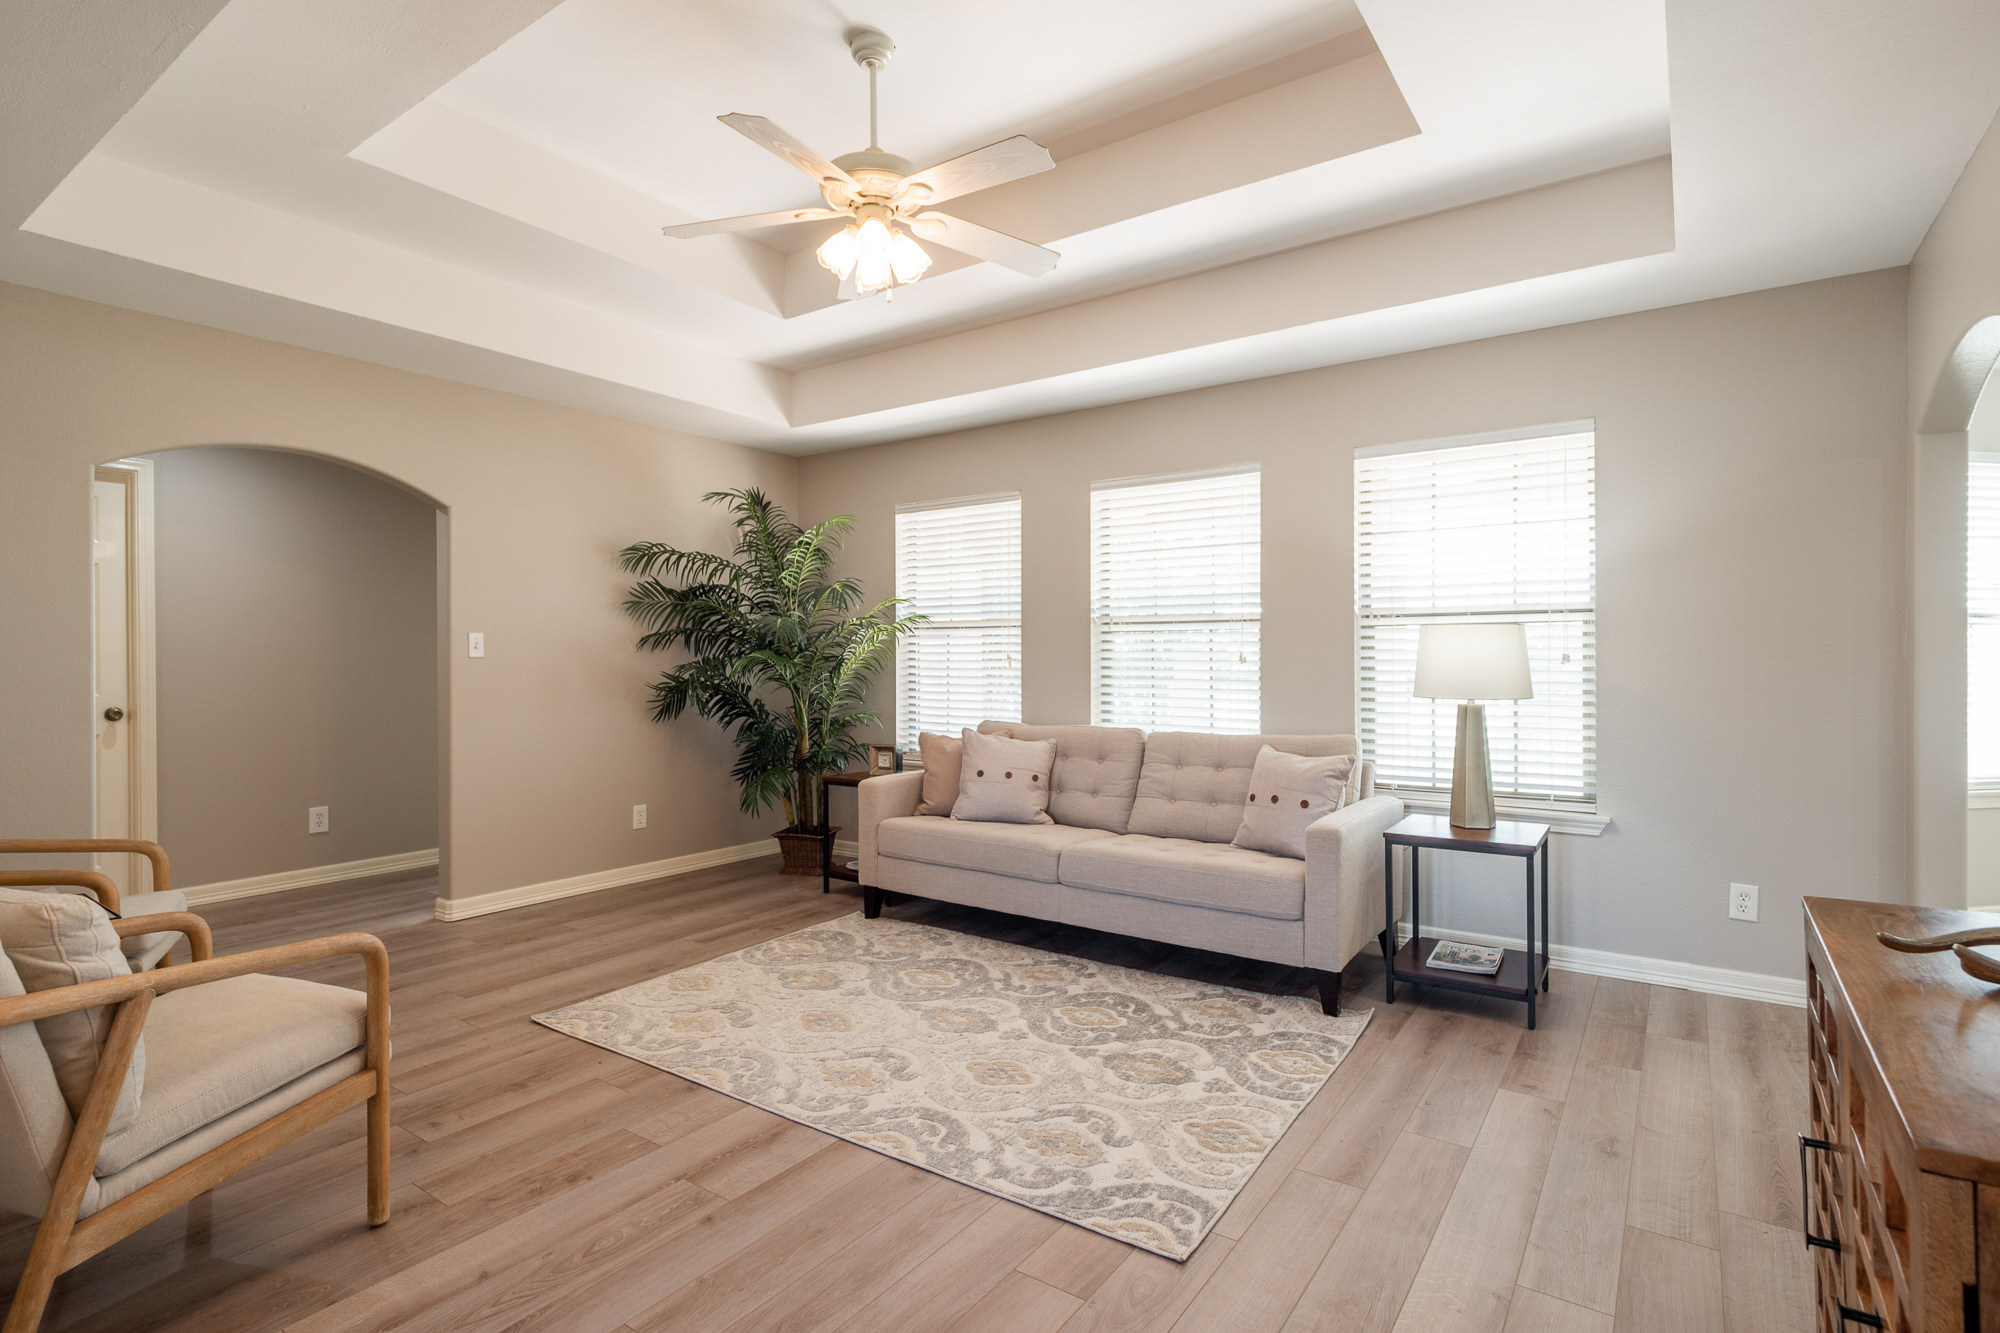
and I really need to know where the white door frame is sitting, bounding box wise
[93,459,159,857]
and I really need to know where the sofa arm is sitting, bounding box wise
[1302,794,1406,972]
[858,771,925,885]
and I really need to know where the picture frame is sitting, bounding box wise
[867,743,902,774]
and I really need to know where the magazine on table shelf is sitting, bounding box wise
[1426,939,1504,975]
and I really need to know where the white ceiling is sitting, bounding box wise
[3,0,1997,453]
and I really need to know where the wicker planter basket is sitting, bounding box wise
[773,826,838,876]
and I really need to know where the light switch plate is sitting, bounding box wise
[468,631,485,658]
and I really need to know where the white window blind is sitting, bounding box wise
[1091,468,1260,732]
[895,495,1022,750]
[1972,453,2000,791]
[1356,428,1597,807]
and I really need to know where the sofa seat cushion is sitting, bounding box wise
[876,816,1115,884]
[95,972,367,1177]
[1058,834,1308,920]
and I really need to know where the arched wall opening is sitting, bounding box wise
[92,442,451,904]
[1910,317,2000,909]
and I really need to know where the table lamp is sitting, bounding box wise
[1414,622,1533,830]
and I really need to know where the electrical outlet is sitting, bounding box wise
[308,806,330,835]
[1729,882,1758,922]
[468,631,485,658]
[632,803,647,830]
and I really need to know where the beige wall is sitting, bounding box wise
[801,271,1910,981]
[0,282,797,903]
[150,446,438,886]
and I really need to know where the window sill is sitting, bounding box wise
[1391,793,1610,837]
[1971,789,2000,810]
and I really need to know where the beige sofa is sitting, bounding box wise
[857,722,1406,1014]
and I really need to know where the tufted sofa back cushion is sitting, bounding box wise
[976,722,1146,833]
[1128,733,1366,843]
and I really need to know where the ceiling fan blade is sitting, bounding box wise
[661,207,844,238]
[896,136,1053,206]
[719,113,858,188]
[907,212,1059,277]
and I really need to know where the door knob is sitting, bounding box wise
[103,706,125,722]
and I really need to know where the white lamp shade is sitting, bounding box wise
[1413,622,1533,700]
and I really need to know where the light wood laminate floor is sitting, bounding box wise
[0,860,1813,1331]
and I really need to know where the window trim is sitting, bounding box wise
[1971,451,2000,795]
[1354,421,1599,812]
[1089,464,1261,733]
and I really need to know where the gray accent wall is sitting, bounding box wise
[800,271,1911,983]
[151,446,439,887]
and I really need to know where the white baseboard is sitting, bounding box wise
[1397,922,1805,1007]
[182,848,439,905]
[434,840,775,922]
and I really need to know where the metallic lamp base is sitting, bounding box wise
[1449,700,1496,830]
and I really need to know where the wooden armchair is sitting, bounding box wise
[0,892,390,1333]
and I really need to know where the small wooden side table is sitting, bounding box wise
[1383,813,1551,1028]
[819,771,870,894]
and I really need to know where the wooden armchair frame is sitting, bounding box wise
[0,840,175,917]
[0,913,390,1333]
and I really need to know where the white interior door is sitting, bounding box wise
[93,474,135,896]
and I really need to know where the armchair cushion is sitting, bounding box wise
[0,949,77,1219]
[94,971,367,1176]
[116,890,191,970]
[0,889,145,1137]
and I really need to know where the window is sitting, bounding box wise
[1972,452,2000,792]
[1091,468,1260,732]
[1355,426,1596,808]
[895,494,1022,749]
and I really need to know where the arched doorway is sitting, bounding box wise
[92,444,448,909]
[1911,317,2000,909]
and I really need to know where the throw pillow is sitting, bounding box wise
[915,728,1009,817]
[950,729,1057,824]
[0,889,145,1134]
[1230,747,1359,860]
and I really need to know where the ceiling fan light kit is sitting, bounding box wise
[661,26,1060,303]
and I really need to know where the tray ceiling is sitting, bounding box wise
[3,0,1997,452]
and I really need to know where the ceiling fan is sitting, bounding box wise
[660,27,1059,301]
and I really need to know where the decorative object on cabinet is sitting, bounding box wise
[1876,924,2000,984]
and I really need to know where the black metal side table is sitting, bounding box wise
[1383,813,1551,1028]
[819,771,870,894]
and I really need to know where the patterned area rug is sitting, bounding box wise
[533,913,1369,1259]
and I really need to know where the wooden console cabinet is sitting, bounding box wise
[1805,897,2000,1332]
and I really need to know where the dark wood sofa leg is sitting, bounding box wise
[1315,969,1342,1017]
[863,886,883,919]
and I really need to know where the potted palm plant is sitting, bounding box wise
[620,489,921,874]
